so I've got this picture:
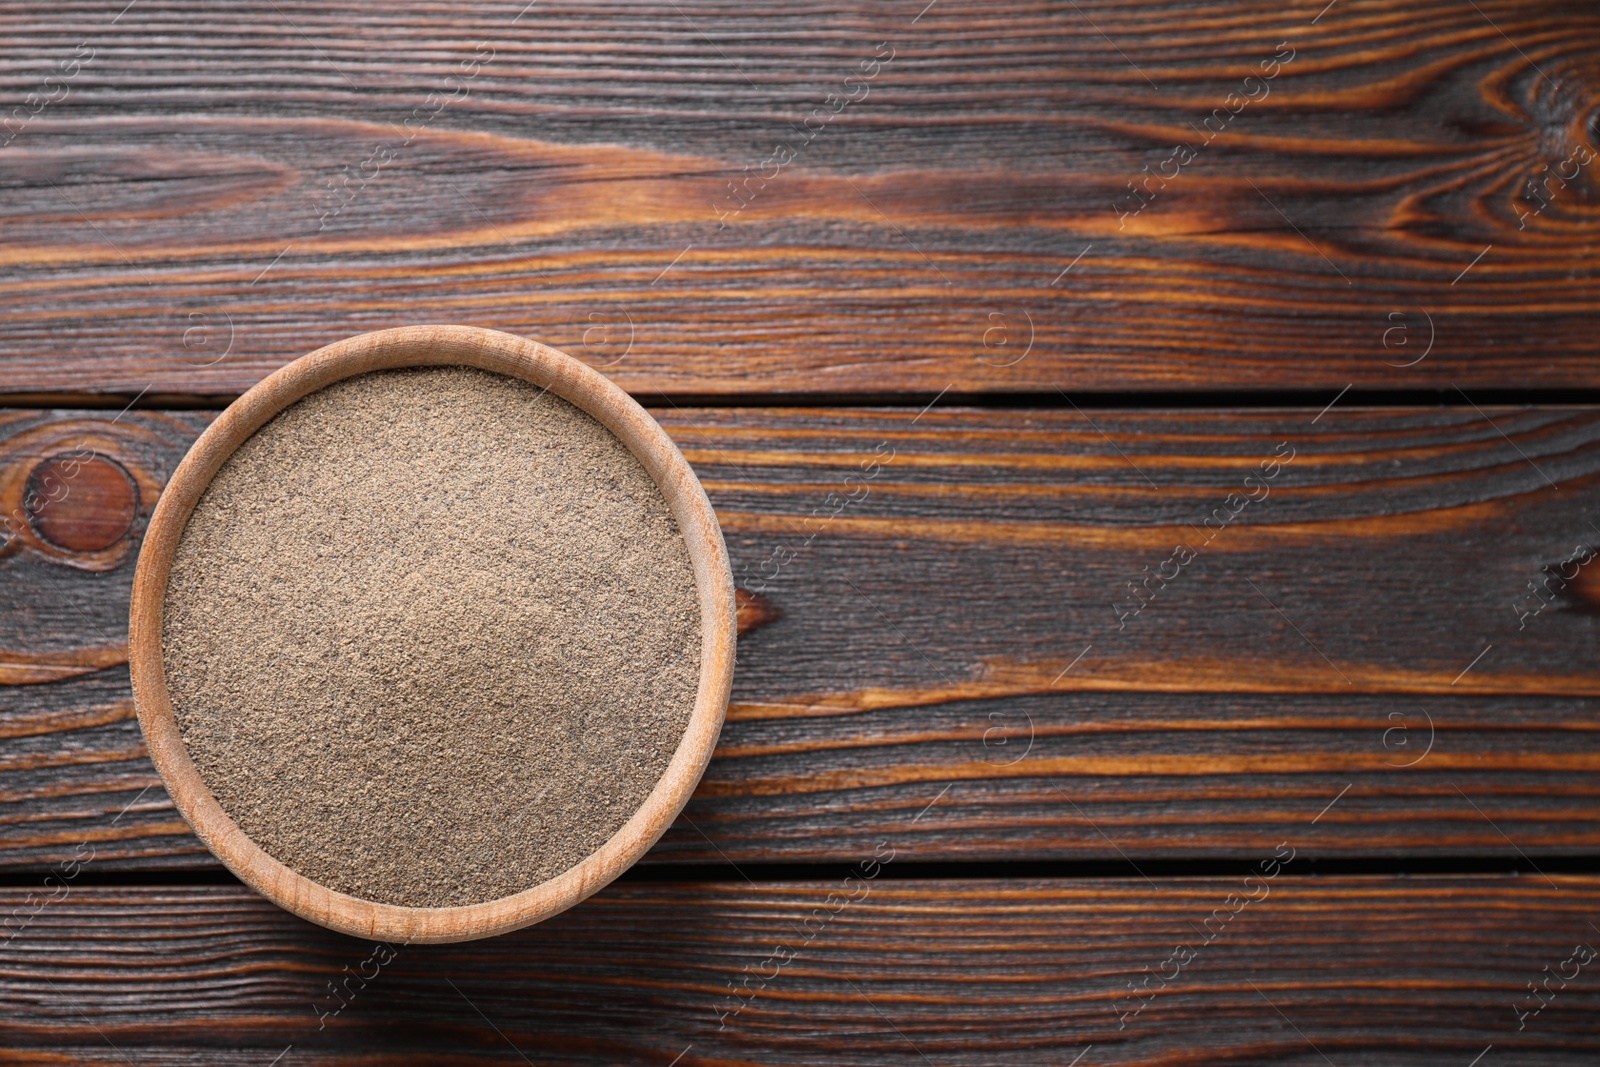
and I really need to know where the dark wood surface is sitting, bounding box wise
[1,1,1598,398]
[4,404,1599,870]
[3,879,1598,1065]
[4,0,1599,1062]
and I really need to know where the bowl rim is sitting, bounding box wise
[128,325,736,943]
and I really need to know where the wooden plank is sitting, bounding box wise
[3,404,1598,869]
[0,1,1596,397]
[1,878,1597,1064]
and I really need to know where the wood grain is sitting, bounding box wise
[4,404,1599,869]
[24,454,137,552]
[2,878,1598,1064]
[0,1,1596,398]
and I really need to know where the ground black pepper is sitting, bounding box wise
[163,366,701,907]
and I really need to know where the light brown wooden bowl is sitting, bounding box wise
[129,325,736,944]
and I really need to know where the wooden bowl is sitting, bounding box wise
[129,325,736,943]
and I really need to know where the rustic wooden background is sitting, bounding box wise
[3,1,1598,1063]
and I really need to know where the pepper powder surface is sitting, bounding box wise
[163,366,701,907]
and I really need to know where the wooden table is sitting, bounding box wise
[3,1,1598,1062]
